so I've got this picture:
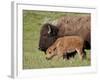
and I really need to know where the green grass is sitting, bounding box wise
[23,10,91,69]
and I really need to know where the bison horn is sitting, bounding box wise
[48,25,51,34]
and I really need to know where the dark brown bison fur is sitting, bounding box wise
[39,15,91,54]
[39,23,59,52]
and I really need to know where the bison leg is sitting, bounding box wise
[56,51,63,60]
[63,51,77,60]
[62,52,69,61]
[76,48,85,60]
[83,48,86,59]
[63,53,73,60]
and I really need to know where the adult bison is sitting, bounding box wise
[38,15,91,53]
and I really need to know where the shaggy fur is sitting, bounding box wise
[39,15,91,53]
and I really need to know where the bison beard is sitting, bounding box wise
[39,15,90,59]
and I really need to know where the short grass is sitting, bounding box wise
[23,10,91,69]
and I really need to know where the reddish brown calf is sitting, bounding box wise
[46,36,86,60]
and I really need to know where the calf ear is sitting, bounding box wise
[53,47,56,51]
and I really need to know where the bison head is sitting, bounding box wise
[38,23,59,53]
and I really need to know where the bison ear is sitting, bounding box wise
[53,47,56,51]
[48,25,51,34]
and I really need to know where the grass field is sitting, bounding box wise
[23,10,91,69]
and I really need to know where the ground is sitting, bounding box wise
[23,10,91,69]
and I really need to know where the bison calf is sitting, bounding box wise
[45,36,86,60]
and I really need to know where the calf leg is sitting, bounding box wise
[76,48,84,60]
[63,52,69,61]
[56,51,63,60]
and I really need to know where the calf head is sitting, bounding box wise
[45,47,57,60]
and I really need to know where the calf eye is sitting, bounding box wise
[49,52,51,54]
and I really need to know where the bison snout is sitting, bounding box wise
[38,47,43,51]
[38,47,41,50]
